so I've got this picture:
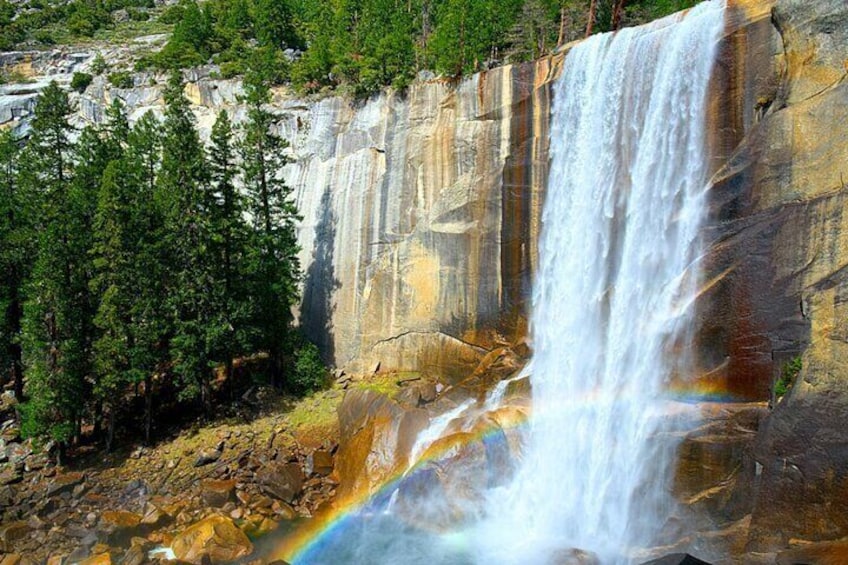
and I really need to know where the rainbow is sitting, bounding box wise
[266,403,529,563]
[265,380,742,563]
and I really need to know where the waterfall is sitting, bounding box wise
[474,2,725,562]
[286,3,726,564]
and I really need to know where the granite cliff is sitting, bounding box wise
[0,0,846,558]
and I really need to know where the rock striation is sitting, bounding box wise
[286,60,559,377]
[706,0,848,552]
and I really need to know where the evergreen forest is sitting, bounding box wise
[0,73,323,458]
[1,0,702,96]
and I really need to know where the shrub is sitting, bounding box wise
[107,71,134,89]
[70,71,93,92]
[33,29,56,45]
[126,7,149,21]
[90,53,108,75]
[158,3,184,24]
[291,342,327,394]
[775,355,802,398]
[67,13,97,37]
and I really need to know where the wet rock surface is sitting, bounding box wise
[700,0,848,554]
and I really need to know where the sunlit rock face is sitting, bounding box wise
[287,59,559,377]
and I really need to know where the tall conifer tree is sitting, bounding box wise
[208,110,249,385]
[159,72,216,411]
[19,82,85,453]
[0,130,31,401]
[240,74,301,387]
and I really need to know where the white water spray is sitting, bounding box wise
[475,3,725,563]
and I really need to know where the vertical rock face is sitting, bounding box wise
[695,0,848,552]
[12,55,557,378]
[287,59,559,376]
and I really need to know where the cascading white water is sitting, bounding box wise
[474,3,726,563]
[286,4,727,564]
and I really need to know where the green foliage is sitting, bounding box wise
[240,74,301,384]
[159,72,216,407]
[292,341,327,394]
[90,53,108,75]
[0,129,32,401]
[0,0,164,46]
[71,72,93,92]
[140,0,695,96]
[775,356,802,398]
[19,82,96,446]
[7,71,316,453]
[108,71,134,88]
[624,0,700,27]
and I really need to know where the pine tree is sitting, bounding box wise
[0,130,32,402]
[208,110,250,387]
[240,75,301,388]
[158,72,216,411]
[125,111,168,443]
[91,159,132,449]
[18,82,84,453]
[89,99,136,448]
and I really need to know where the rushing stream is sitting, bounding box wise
[286,2,726,563]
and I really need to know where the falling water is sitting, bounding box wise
[284,3,726,563]
[475,2,725,563]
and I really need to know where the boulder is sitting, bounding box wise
[0,521,30,552]
[0,464,22,486]
[257,463,304,503]
[97,510,144,546]
[46,472,85,497]
[194,449,222,467]
[305,450,333,477]
[140,501,173,529]
[170,515,253,564]
[4,443,30,464]
[200,479,236,508]
[78,553,113,565]
[335,389,429,502]
[395,410,517,531]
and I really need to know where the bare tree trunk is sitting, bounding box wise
[93,400,102,441]
[106,408,115,453]
[611,0,627,30]
[586,0,598,37]
[558,6,566,46]
[144,374,153,445]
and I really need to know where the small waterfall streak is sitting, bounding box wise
[484,363,532,411]
[476,2,725,563]
[407,400,476,471]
